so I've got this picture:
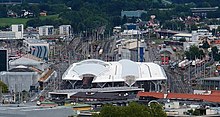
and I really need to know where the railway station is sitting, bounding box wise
[62,59,167,90]
[49,59,167,99]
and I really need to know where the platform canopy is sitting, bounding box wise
[62,59,167,84]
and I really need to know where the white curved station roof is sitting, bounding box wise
[62,59,167,84]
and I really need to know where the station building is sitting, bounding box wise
[62,59,167,92]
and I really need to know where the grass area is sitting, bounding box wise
[0,14,59,27]
[39,14,59,20]
[0,18,29,27]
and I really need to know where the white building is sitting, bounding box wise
[121,30,141,39]
[39,26,54,36]
[116,39,146,62]
[59,25,71,36]
[9,55,45,71]
[62,59,167,90]
[23,33,38,40]
[172,33,192,41]
[0,24,24,40]
[23,31,40,40]
[192,29,212,42]
[183,42,199,51]
[12,24,24,33]
[23,39,49,60]
[0,66,39,92]
[0,55,55,92]
[113,26,122,34]
[1,56,44,92]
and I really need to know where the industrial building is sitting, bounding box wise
[0,54,55,93]
[116,39,146,62]
[23,39,49,60]
[0,65,39,92]
[0,56,44,92]
[62,59,167,91]
[200,77,220,90]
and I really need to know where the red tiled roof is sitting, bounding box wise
[137,92,164,99]
[167,93,201,100]
[137,91,220,103]
[211,90,220,95]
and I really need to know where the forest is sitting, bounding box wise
[0,0,220,32]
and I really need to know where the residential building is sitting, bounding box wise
[39,11,47,16]
[12,24,24,35]
[0,24,24,40]
[59,25,71,36]
[23,27,40,39]
[39,26,54,36]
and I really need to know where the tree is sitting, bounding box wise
[217,26,220,35]
[0,81,8,93]
[179,38,186,42]
[0,5,7,18]
[111,16,121,27]
[93,102,167,117]
[191,24,198,31]
[185,45,205,60]
[211,46,220,61]
[202,40,210,49]
[149,103,167,117]
[121,15,128,25]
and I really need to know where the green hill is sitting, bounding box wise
[0,15,59,27]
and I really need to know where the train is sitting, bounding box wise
[191,59,205,67]
[161,57,169,65]
[171,46,177,52]
[164,40,183,46]
[169,62,178,70]
[178,59,192,70]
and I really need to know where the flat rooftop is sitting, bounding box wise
[0,104,73,117]
[51,87,144,94]
[24,38,48,44]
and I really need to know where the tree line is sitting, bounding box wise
[92,102,167,117]
[1,0,220,33]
